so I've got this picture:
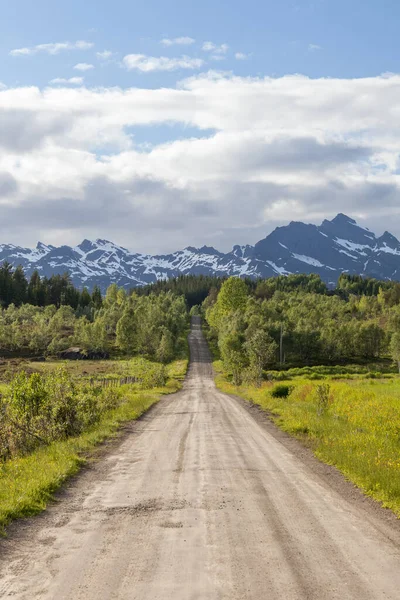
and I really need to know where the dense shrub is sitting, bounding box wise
[272,372,293,381]
[0,369,121,461]
[271,384,293,398]
[118,357,167,388]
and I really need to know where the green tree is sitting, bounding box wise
[0,262,14,307]
[91,285,103,309]
[12,265,28,306]
[244,330,278,385]
[104,283,119,307]
[88,318,109,352]
[216,277,248,315]
[156,328,175,363]
[390,332,400,373]
[207,277,248,331]
[220,331,247,385]
[116,308,137,354]
[80,287,92,308]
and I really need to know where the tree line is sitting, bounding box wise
[0,284,189,362]
[3,263,400,311]
[0,262,102,313]
[136,272,400,305]
[136,274,229,308]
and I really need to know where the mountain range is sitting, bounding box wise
[1,214,399,291]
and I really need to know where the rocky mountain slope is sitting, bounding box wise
[1,214,399,290]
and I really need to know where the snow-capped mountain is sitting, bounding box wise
[1,214,400,291]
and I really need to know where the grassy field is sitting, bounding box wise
[214,361,400,517]
[0,358,188,531]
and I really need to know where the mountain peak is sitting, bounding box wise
[331,213,357,226]
[378,231,400,246]
[36,241,54,252]
[198,245,222,256]
[94,239,128,253]
[95,238,116,248]
[320,213,375,245]
[76,239,96,253]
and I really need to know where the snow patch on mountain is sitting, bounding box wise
[291,254,325,268]
[266,261,289,275]
[376,243,400,256]
[334,238,369,255]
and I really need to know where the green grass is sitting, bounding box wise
[215,362,400,517]
[264,363,398,381]
[0,359,187,532]
[167,359,188,381]
[25,356,189,382]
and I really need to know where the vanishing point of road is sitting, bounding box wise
[1,316,400,599]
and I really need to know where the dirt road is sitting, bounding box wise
[1,317,400,599]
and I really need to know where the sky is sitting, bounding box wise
[1,0,400,253]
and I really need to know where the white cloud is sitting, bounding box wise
[160,37,195,46]
[308,43,322,52]
[210,55,227,62]
[202,42,215,51]
[73,63,94,71]
[0,72,400,250]
[235,52,250,60]
[202,42,229,54]
[49,77,84,85]
[10,40,94,57]
[96,50,114,60]
[122,54,204,72]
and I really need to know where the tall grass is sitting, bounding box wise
[215,364,400,516]
[0,359,187,531]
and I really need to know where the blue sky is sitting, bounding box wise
[2,0,399,86]
[0,0,400,252]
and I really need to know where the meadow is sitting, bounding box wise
[0,356,188,531]
[214,361,400,517]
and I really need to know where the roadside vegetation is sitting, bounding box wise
[215,370,400,516]
[205,275,400,516]
[0,270,190,531]
[3,265,400,525]
[0,358,187,531]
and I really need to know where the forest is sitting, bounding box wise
[0,274,188,362]
[3,262,400,370]
[204,274,400,385]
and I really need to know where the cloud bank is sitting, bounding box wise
[0,72,399,251]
